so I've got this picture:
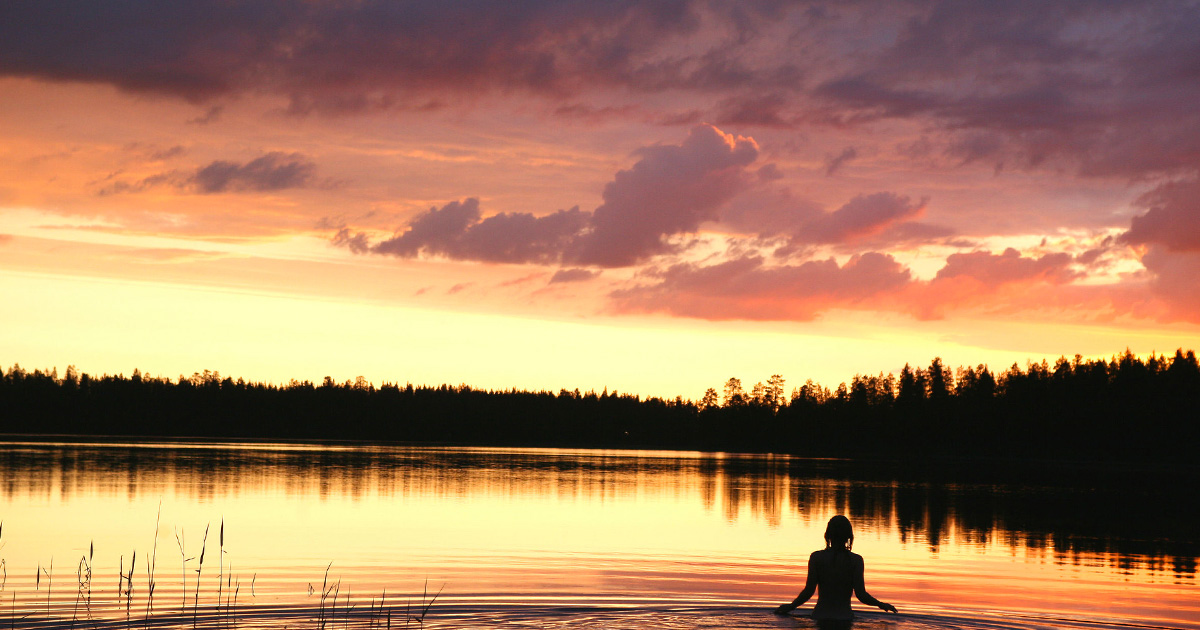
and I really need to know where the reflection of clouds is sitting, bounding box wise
[0,443,1194,580]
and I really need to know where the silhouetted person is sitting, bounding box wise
[774,515,897,627]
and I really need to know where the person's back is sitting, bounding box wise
[809,548,859,620]
[775,515,897,622]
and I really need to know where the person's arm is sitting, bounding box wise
[774,553,818,615]
[853,555,897,613]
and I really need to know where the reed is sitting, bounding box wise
[405,580,442,628]
[1,520,441,630]
[122,550,137,623]
[35,559,51,618]
[146,503,160,627]
[70,541,92,627]
[316,562,340,630]
[218,519,224,616]
[175,528,190,615]
[193,524,208,629]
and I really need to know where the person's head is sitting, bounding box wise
[824,515,853,551]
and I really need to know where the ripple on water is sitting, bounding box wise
[8,604,1187,630]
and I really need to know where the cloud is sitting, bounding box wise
[1116,178,1200,321]
[1122,178,1200,253]
[568,124,759,266]
[714,93,793,128]
[610,252,913,320]
[807,2,1200,180]
[332,229,370,254]
[719,189,939,251]
[799,193,927,245]
[191,152,316,193]
[904,247,1084,319]
[340,124,760,268]
[7,2,1198,184]
[188,105,224,125]
[549,268,599,283]
[609,245,1103,323]
[824,147,857,176]
[363,198,589,265]
[934,248,1079,286]
[0,2,799,112]
[99,152,317,195]
[1138,247,1200,322]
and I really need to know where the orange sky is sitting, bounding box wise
[2,3,1199,399]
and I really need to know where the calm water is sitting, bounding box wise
[0,440,1195,629]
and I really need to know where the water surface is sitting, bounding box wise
[0,441,1194,629]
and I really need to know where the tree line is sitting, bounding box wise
[1,349,1197,462]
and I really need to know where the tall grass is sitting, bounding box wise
[146,503,160,627]
[193,523,208,628]
[0,520,440,630]
[71,541,91,626]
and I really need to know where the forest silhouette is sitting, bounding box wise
[1,349,1197,462]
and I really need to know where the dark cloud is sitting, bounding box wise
[799,193,927,245]
[98,151,317,195]
[122,143,187,161]
[610,252,912,320]
[188,105,224,125]
[191,152,316,193]
[809,2,1200,180]
[720,190,939,250]
[824,147,857,176]
[365,198,590,265]
[332,228,370,254]
[714,93,793,128]
[1122,178,1200,253]
[568,124,759,266]
[7,2,1197,183]
[342,124,760,268]
[1117,178,1200,321]
[0,2,798,112]
[549,268,600,283]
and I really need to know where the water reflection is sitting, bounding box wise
[0,440,1193,583]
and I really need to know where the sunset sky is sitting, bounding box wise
[3,1,1199,399]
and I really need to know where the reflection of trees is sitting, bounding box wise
[2,444,1191,581]
[780,458,1198,582]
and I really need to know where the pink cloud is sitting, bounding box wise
[801,193,928,245]
[366,198,589,265]
[934,248,1079,285]
[1138,247,1200,322]
[609,246,1103,323]
[568,124,759,266]
[905,248,1084,320]
[719,189,941,251]
[610,252,912,320]
[339,124,759,268]
[1122,179,1200,253]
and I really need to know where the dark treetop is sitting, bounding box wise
[2,349,1198,463]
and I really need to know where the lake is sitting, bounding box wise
[0,440,1195,629]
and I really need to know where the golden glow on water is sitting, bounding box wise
[0,442,1194,629]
